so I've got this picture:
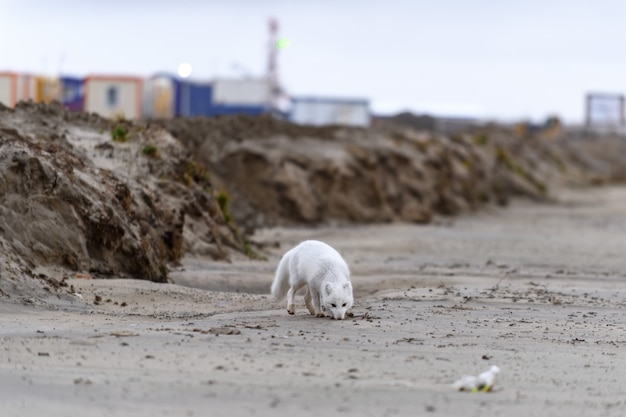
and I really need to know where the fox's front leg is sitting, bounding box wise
[304,287,315,315]
[309,288,325,318]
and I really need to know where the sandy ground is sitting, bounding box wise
[2,186,626,417]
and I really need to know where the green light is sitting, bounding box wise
[276,37,291,49]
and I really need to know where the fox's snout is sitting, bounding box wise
[331,311,346,320]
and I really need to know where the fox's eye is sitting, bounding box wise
[342,303,347,307]
[331,303,336,308]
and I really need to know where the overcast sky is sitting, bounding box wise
[2,0,626,122]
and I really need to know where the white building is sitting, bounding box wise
[212,78,272,106]
[289,96,370,127]
[84,75,143,119]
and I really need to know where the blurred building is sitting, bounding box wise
[143,75,270,118]
[143,74,176,118]
[36,76,61,103]
[289,97,370,127]
[211,78,271,116]
[84,75,143,119]
[60,76,85,112]
[2,70,373,127]
[585,93,625,133]
[0,72,37,107]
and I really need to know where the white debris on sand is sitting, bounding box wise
[453,365,501,392]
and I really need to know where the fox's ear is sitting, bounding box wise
[325,282,333,295]
[343,282,352,290]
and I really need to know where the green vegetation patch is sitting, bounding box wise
[111,124,129,142]
[142,144,159,158]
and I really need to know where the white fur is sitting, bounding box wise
[271,240,353,320]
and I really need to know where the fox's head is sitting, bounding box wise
[321,281,353,320]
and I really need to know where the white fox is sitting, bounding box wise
[271,240,353,320]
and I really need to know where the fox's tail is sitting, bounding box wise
[271,254,290,301]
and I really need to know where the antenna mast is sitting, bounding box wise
[268,17,280,111]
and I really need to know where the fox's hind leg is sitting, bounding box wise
[287,282,305,315]
[304,287,315,315]
[287,287,296,314]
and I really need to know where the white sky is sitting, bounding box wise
[2,0,626,122]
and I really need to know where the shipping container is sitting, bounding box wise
[212,78,271,106]
[0,73,17,106]
[176,79,213,117]
[36,77,62,103]
[60,76,85,112]
[0,72,37,107]
[84,75,143,119]
[20,74,38,103]
[289,96,370,127]
[143,74,176,118]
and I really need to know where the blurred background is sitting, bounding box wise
[2,0,626,126]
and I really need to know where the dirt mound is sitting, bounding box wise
[158,113,340,150]
[375,112,438,131]
[0,101,251,301]
[158,115,590,232]
[558,133,626,183]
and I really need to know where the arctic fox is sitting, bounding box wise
[271,240,353,320]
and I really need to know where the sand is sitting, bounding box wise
[2,186,626,417]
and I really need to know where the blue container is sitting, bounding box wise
[174,79,213,117]
[60,76,84,112]
[206,104,267,117]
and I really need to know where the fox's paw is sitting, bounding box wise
[287,304,295,315]
[315,312,326,318]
